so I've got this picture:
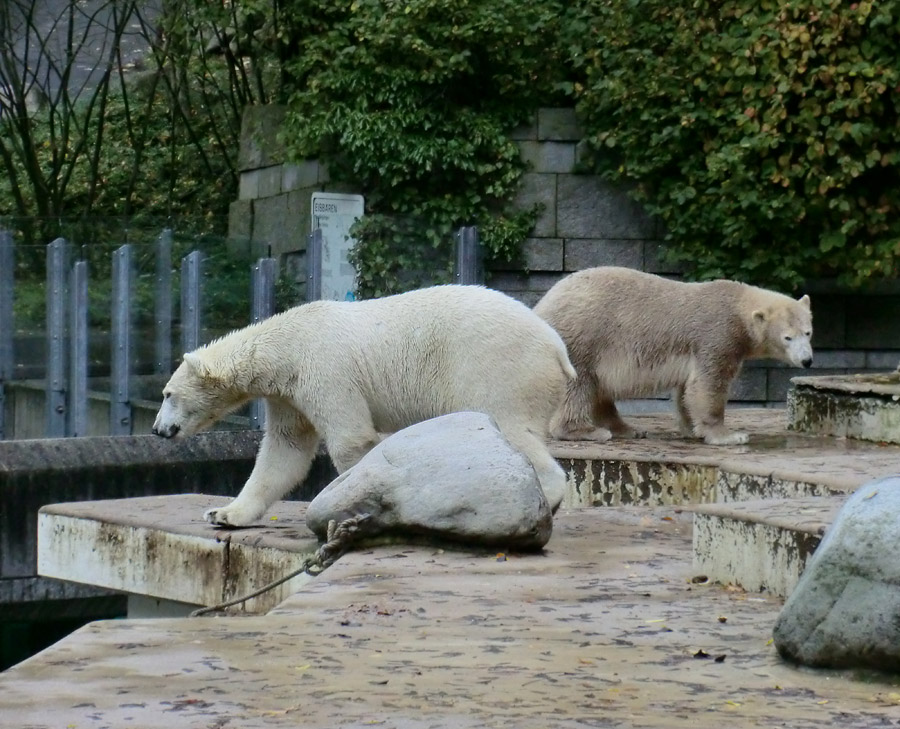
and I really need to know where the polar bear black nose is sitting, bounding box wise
[152,424,180,438]
[802,357,813,368]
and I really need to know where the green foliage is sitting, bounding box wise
[565,0,900,290]
[279,0,564,297]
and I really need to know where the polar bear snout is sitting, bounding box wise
[783,335,814,369]
[152,422,180,438]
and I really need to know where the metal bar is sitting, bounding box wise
[249,257,276,430]
[154,228,173,375]
[454,226,483,285]
[306,228,323,302]
[45,238,69,437]
[180,251,203,355]
[68,260,89,437]
[110,244,133,436]
[0,229,13,440]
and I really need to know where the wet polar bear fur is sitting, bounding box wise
[533,267,813,445]
[152,284,576,525]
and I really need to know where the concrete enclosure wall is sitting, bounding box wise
[232,105,900,406]
[0,431,336,619]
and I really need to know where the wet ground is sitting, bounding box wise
[3,409,900,727]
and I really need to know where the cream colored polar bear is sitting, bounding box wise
[152,284,576,525]
[534,267,813,445]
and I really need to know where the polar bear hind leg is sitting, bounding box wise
[550,375,613,442]
[494,420,567,512]
[594,397,637,439]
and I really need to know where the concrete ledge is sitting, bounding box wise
[689,497,842,597]
[38,495,319,614]
[788,373,900,444]
[555,409,896,508]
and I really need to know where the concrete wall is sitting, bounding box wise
[0,431,336,621]
[232,105,900,406]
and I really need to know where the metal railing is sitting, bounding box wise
[0,225,483,440]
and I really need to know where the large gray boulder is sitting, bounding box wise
[306,412,553,550]
[774,474,900,670]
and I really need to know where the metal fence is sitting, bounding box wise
[0,225,483,441]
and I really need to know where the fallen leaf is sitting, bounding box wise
[693,649,711,659]
[691,575,709,584]
[717,616,728,623]
[661,516,674,521]
[270,516,278,521]
[714,654,726,663]
[646,618,666,623]
[496,553,507,562]
[864,491,878,500]
[294,664,310,671]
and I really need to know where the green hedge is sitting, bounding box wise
[566,0,900,290]
[279,0,563,297]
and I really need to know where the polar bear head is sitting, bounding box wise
[152,351,248,438]
[752,293,813,368]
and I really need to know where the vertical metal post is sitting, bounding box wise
[110,244,133,436]
[68,260,89,437]
[454,226,483,285]
[249,257,276,430]
[180,251,203,355]
[45,238,69,437]
[306,228,323,302]
[0,229,13,440]
[154,228,173,375]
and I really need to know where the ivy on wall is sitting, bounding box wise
[279,0,563,297]
[565,0,900,291]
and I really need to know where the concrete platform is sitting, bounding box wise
[38,495,320,614]
[5,408,900,727]
[690,497,841,597]
[788,373,900,445]
[5,507,900,728]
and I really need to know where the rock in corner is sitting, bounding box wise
[306,412,553,550]
[773,474,900,671]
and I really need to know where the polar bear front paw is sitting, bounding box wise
[204,502,263,527]
[703,430,749,446]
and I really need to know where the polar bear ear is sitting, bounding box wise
[182,352,222,384]
[798,294,811,310]
[752,309,767,325]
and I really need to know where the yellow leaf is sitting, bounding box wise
[294,664,310,671]
[646,618,666,623]
[864,491,878,500]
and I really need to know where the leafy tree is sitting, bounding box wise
[279,0,564,297]
[565,0,900,291]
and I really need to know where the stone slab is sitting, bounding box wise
[556,409,900,508]
[5,507,900,728]
[689,497,843,597]
[38,495,319,613]
[789,376,900,445]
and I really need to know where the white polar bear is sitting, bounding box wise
[152,284,576,525]
[533,267,813,445]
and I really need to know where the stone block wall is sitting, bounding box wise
[231,105,900,407]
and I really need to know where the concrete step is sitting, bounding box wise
[788,373,900,445]
[688,497,845,597]
[38,494,319,615]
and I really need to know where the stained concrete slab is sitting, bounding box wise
[8,407,900,727]
[38,495,319,612]
[559,409,900,507]
[5,507,900,728]
[690,497,844,597]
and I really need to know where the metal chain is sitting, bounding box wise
[190,513,371,617]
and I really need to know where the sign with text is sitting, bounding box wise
[311,192,364,301]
